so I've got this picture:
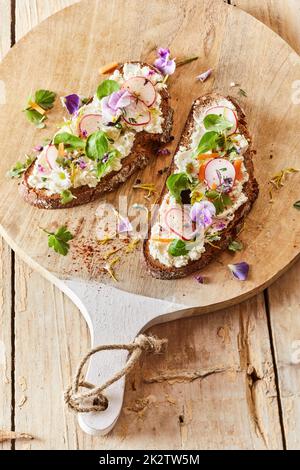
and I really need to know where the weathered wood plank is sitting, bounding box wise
[234,0,300,450]
[0,0,12,451]
[13,0,283,449]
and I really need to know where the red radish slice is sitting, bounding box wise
[205,106,238,135]
[204,158,236,190]
[45,145,59,170]
[123,98,151,126]
[164,207,197,242]
[122,76,156,107]
[79,114,103,137]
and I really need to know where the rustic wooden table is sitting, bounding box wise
[0,0,299,450]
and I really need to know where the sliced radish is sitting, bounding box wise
[79,114,103,137]
[164,207,196,242]
[45,145,59,170]
[122,98,151,127]
[122,76,156,107]
[205,106,238,135]
[204,158,236,190]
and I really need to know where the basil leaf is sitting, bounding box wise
[204,114,233,133]
[294,201,300,210]
[166,172,190,203]
[86,131,109,160]
[35,89,56,110]
[197,131,222,154]
[54,133,85,150]
[97,80,120,100]
[24,109,46,128]
[168,239,188,257]
[228,240,244,252]
[61,189,76,205]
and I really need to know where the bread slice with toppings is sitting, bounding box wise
[143,93,259,279]
[19,62,173,209]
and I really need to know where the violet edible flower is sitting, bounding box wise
[228,262,249,281]
[33,145,43,152]
[118,216,133,234]
[78,159,87,170]
[195,274,204,284]
[62,94,81,115]
[154,48,176,76]
[38,164,45,173]
[196,68,213,83]
[157,148,171,156]
[101,89,132,123]
[101,153,110,164]
[190,201,216,228]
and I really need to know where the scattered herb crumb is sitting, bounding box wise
[125,238,140,253]
[238,88,247,97]
[41,225,74,256]
[133,183,156,199]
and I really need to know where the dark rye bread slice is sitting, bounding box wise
[143,93,259,280]
[19,62,173,209]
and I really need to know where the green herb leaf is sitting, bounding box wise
[96,80,120,100]
[86,130,109,160]
[24,109,46,128]
[204,114,233,133]
[96,150,119,178]
[294,201,300,210]
[206,190,233,215]
[34,89,56,110]
[166,172,190,203]
[54,133,85,150]
[228,240,244,252]
[7,155,36,179]
[43,226,74,256]
[61,189,76,205]
[168,239,188,257]
[197,131,223,154]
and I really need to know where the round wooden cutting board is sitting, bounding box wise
[0,0,299,311]
[1,0,300,436]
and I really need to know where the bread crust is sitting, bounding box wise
[19,62,173,209]
[143,93,259,280]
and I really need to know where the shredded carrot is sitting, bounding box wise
[198,162,207,181]
[211,182,217,190]
[99,62,119,75]
[28,101,46,115]
[151,237,174,243]
[197,153,219,161]
[234,160,243,180]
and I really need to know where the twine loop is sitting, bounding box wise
[64,334,167,413]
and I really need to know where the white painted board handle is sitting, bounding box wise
[62,279,184,435]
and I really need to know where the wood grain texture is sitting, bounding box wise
[0,0,12,451]
[234,0,300,450]
[0,0,300,311]
[9,0,284,449]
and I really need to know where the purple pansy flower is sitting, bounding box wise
[63,94,81,115]
[157,148,171,156]
[154,48,176,76]
[228,262,249,281]
[196,68,213,83]
[118,216,133,234]
[190,201,216,228]
[101,89,132,123]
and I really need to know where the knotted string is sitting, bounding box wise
[64,334,167,413]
